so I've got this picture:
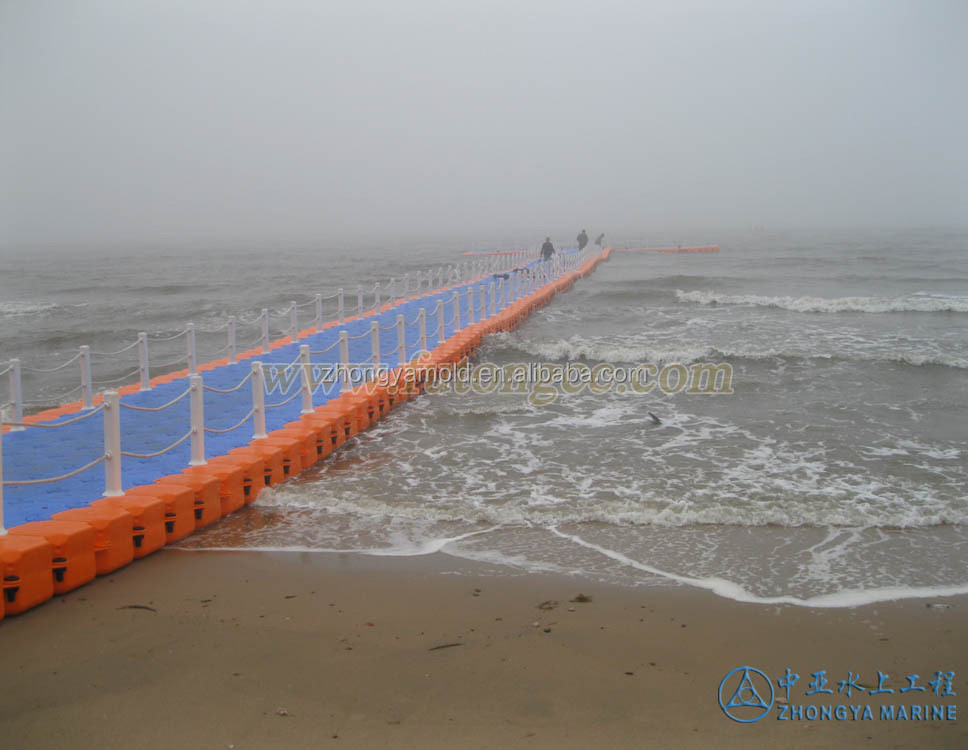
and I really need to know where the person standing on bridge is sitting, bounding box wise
[577,229,588,251]
[595,232,605,248]
[541,237,555,261]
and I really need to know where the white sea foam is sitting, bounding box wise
[490,333,968,369]
[0,301,60,316]
[548,528,968,608]
[675,289,968,313]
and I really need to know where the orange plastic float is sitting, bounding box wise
[91,495,166,558]
[51,505,135,575]
[207,453,265,503]
[228,445,286,487]
[265,427,318,471]
[285,417,338,462]
[250,434,304,478]
[155,474,221,529]
[8,521,96,594]
[181,462,246,516]
[0,534,54,615]
[124,483,196,543]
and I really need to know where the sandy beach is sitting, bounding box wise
[0,550,963,749]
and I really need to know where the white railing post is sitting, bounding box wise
[339,330,350,393]
[467,287,475,324]
[396,314,406,366]
[290,301,299,342]
[374,283,382,312]
[189,374,205,466]
[402,273,410,298]
[80,345,93,410]
[316,294,324,333]
[137,333,150,391]
[369,321,380,368]
[479,286,487,321]
[227,317,236,364]
[299,345,313,414]
[453,291,462,332]
[261,309,270,354]
[8,358,23,429]
[103,390,122,496]
[251,362,266,439]
[186,322,197,374]
[436,300,445,345]
[337,289,344,324]
[490,282,497,315]
[418,308,427,353]
[357,286,364,318]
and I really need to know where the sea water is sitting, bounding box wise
[3,228,966,605]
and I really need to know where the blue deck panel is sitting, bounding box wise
[2,256,574,526]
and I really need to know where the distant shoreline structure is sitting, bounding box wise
[616,245,720,254]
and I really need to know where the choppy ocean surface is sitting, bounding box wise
[2,229,966,606]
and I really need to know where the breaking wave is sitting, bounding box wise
[675,290,968,313]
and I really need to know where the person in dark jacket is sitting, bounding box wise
[595,232,605,247]
[577,229,588,250]
[541,237,555,261]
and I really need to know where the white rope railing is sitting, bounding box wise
[23,383,84,405]
[121,431,192,459]
[308,338,342,355]
[3,404,105,429]
[93,367,142,386]
[152,353,189,369]
[264,388,303,410]
[237,311,265,325]
[236,332,266,349]
[203,408,255,435]
[119,385,191,412]
[2,454,107,486]
[91,339,141,357]
[21,351,82,373]
[379,340,401,359]
[149,328,190,342]
[202,371,253,394]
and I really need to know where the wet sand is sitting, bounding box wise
[0,550,964,749]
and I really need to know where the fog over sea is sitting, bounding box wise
[2,227,966,606]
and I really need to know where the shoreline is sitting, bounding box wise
[1,549,964,748]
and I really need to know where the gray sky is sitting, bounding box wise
[2,0,966,248]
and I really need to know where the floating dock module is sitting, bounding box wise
[8,521,97,594]
[51,505,135,575]
[0,534,54,615]
[0,247,611,619]
[616,245,720,253]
